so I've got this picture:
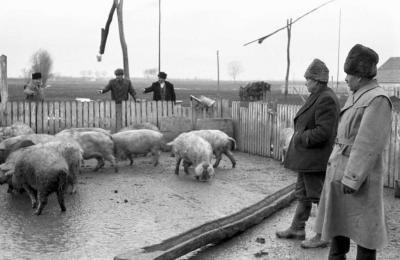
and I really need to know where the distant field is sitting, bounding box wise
[6,78,346,106]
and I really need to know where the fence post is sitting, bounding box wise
[0,55,8,126]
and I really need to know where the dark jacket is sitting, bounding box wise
[102,78,136,103]
[284,86,340,172]
[144,81,176,102]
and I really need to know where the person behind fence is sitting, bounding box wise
[24,72,44,101]
[275,59,340,249]
[143,71,176,103]
[314,44,391,260]
[97,68,136,103]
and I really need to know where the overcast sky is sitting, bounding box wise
[1,0,399,81]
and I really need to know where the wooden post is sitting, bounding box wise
[284,19,292,98]
[158,0,161,73]
[0,55,8,126]
[115,0,130,79]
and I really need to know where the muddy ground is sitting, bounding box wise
[184,188,400,260]
[0,152,297,259]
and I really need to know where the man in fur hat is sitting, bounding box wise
[24,72,44,101]
[143,71,176,103]
[276,59,340,249]
[315,44,391,259]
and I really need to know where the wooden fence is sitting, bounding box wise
[231,101,399,189]
[0,99,231,134]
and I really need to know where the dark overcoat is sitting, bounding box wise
[284,86,340,172]
[144,81,176,102]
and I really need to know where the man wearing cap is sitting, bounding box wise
[98,68,136,129]
[97,68,136,103]
[24,72,45,101]
[276,59,340,249]
[143,72,176,103]
[315,44,391,259]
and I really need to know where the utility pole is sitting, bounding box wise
[284,19,292,98]
[336,9,341,90]
[158,0,161,73]
[217,50,220,99]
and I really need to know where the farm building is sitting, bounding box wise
[377,57,400,97]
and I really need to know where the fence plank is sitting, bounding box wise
[59,101,66,131]
[30,102,36,133]
[99,101,104,129]
[88,101,94,128]
[23,102,29,126]
[54,101,60,133]
[6,102,12,126]
[110,101,116,132]
[105,101,111,130]
[126,101,132,126]
[42,102,48,134]
[76,102,82,128]
[36,102,43,133]
[146,101,153,124]
[71,101,77,128]
[141,101,147,123]
[134,101,141,124]
[93,101,99,128]
[167,101,173,117]
[47,102,54,133]
[12,101,18,124]
[82,102,89,128]
[18,102,24,122]
[65,101,71,129]
[131,100,136,125]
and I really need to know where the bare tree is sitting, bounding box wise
[30,49,53,85]
[143,68,158,78]
[227,61,243,81]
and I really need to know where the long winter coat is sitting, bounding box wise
[315,80,391,249]
[284,86,340,172]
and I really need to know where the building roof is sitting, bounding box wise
[377,57,400,83]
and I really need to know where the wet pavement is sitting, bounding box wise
[0,152,296,259]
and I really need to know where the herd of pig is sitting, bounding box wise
[0,122,237,215]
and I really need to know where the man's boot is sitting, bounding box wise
[275,200,311,240]
[301,233,329,248]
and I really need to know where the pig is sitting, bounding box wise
[119,122,159,132]
[57,127,111,136]
[112,129,163,166]
[0,139,82,194]
[0,140,36,193]
[55,130,118,172]
[191,130,237,168]
[280,127,294,164]
[167,132,214,181]
[0,122,34,141]
[12,146,71,215]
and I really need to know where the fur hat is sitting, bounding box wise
[158,72,167,79]
[32,72,42,80]
[344,44,379,79]
[304,59,329,83]
[114,68,124,76]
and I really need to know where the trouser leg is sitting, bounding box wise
[356,245,376,260]
[291,200,312,230]
[329,236,350,260]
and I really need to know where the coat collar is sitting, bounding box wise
[341,79,379,113]
[295,85,328,120]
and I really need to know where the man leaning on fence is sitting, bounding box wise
[24,72,45,101]
[97,68,136,129]
[315,44,391,260]
[276,59,340,249]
